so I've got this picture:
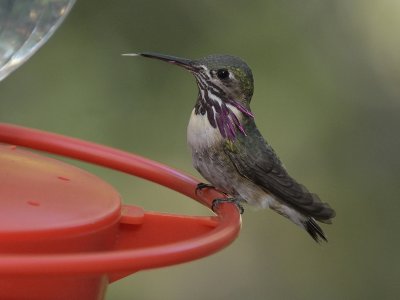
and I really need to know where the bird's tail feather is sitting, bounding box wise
[268,197,329,242]
[304,217,327,242]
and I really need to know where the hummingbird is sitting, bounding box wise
[125,52,336,242]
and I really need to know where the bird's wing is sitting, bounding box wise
[223,120,335,222]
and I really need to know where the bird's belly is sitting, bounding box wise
[191,149,238,195]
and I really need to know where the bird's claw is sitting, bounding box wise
[195,183,214,195]
[211,198,245,214]
[195,183,228,196]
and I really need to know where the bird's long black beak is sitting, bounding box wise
[123,52,197,71]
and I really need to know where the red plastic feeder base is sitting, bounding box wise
[0,123,241,300]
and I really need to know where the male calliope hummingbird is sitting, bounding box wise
[123,52,336,242]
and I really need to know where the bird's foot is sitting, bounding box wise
[195,182,228,196]
[212,198,245,214]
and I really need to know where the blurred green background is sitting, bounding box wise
[1,1,400,299]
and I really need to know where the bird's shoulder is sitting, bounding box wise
[223,118,282,172]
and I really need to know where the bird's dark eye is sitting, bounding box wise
[216,69,230,80]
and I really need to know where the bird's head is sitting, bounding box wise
[126,52,254,105]
[193,54,254,104]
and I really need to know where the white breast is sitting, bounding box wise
[186,104,244,151]
[187,109,223,150]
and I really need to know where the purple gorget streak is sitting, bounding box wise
[195,96,254,140]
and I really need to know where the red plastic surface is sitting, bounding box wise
[0,123,241,300]
[0,144,120,253]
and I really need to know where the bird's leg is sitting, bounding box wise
[212,198,245,214]
[195,182,229,196]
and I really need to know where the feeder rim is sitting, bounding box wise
[0,123,241,275]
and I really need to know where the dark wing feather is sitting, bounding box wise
[224,119,335,222]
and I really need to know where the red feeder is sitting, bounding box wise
[0,123,241,300]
